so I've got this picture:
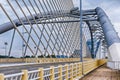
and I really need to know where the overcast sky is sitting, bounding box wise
[73,0,120,36]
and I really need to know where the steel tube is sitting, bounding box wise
[95,7,120,47]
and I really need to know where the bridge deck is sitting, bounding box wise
[80,64,120,80]
[0,61,78,75]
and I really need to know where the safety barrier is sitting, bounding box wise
[25,58,80,63]
[0,58,80,63]
[0,59,107,80]
[0,58,97,64]
[83,60,98,74]
[98,59,107,66]
[0,58,96,64]
[0,58,25,63]
[0,58,95,63]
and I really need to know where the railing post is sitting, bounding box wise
[22,70,28,80]
[58,65,62,80]
[77,63,79,77]
[39,68,44,80]
[70,64,73,80]
[76,63,77,75]
[78,63,82,77]
[75,63,77,78]
[50,66,54,80]
[65,64,68,80]
[0,74,4,80]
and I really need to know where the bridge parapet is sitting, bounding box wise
[0,58,25,63]
[0,58,80,63]
[0,59,107,80]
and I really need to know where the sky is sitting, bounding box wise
[0,0,120,57]
[73,0,120,36]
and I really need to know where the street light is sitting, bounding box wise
[34,46,37,57]
[4,42,8,56]
[22,44,25,57]
[22,30,27,57]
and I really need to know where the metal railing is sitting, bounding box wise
[4,73,23,80]
[0,59,107,80]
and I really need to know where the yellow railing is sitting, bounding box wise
[83,60,98,74]
[25,58,80,63]
[0,58,25,63]
[0,58,94,63]
[98,59,107,66]
[0,58,80,63]
[0,59,107,80]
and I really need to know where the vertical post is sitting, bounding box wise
[22,70,28,80]
[79,63,82,76]
[70,64,73,80]
[79,0,83,62]
[25,58,27,63]
[50,66,54,80]
[79,0,84,76]
[65,64,68,80]
[58,65,62,80]
[75,63,77,78]
[36,57,38,63]
[0,74,4,80]
[39,68,44,80]
[73,64,75,78]
[4,42,8,56]
[77,63,80,77]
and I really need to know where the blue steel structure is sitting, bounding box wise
[96,7,120,47]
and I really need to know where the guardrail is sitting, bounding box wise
[0,59,107,80]
[0,58,25,63]
[83,60,98,74]
[25,58,80,63]
[0,58,80,63]
[0,58,95,63]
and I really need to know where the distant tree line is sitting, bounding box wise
[21,55,56,58]
[0,55,15,58]
[0,55,68,58]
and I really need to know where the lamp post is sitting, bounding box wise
[4,42,8,56]
[22,28,27,57]
[34,46,37,57]
[22,44,25,57]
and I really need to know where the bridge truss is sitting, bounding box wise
[0,0,119,67]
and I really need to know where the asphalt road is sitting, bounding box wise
[0,61,78,75]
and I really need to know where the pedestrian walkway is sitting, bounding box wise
[80,65,120,80]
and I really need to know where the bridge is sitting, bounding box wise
[0,0,120,80]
